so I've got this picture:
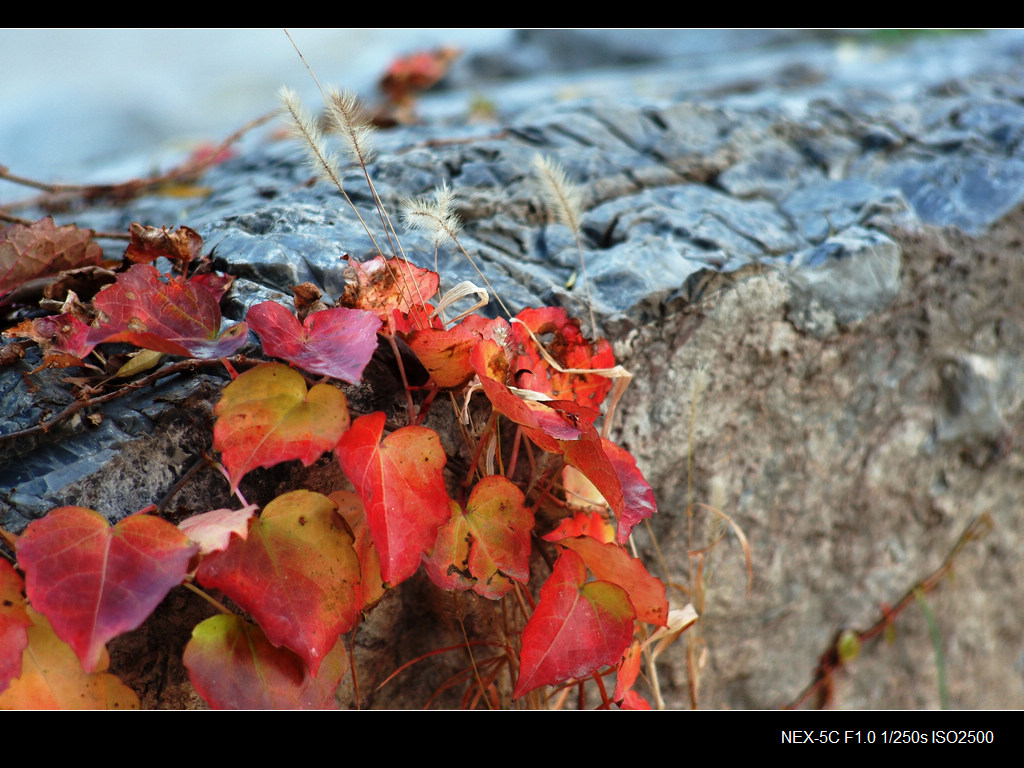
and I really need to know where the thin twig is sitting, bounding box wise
[786,513,994,709]
[0,356,251,445]
[1,110,277,213]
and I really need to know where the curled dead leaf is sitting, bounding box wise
[646,604,699,662]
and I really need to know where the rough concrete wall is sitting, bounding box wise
[614,215,1024,709]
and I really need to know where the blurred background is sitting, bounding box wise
[0,29,512,199]
[0,29,1000,205]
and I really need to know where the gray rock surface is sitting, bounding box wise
[2,30,1023,709]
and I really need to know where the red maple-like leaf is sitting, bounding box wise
[511,307,614,411]
[470,338,583,453]
[513,549,635,699]
[89,264,247,358]
[247,301,381,384]
[335,412,450,586]
[196,491,361,675]
[184,614,346,710]
[213,362,351,492]
[339,256,439,334]
[4,314,95,366]
[424,475,534,600]
[16,507,197,673]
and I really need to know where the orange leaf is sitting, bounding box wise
[196,491,361,675]
[213,362,350,492]
[0,561,31,695]
[512,307,614,410]
[424,475,534,600]
[340,255,439,334]
[401,315,509,390]
[0,608,139,710]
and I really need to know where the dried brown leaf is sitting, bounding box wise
[0,218,103,305]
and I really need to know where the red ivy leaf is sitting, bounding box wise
[600,438,657,543]
[89,263,247,358]
[213,362,351,493]
[335,412,450,585]
[195,490,361,675]
[513,549,634,699]
[189,270,235,303]
[184,614,346,710]
[612,640,643,703]
[553,405,656,545]
[247,301,381,384]
[380,47,460,103]
[620,690,653,709]
[424,475,534,600]
[16,507,197,673]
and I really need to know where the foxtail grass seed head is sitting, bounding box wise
[402,182,463,247]
[691,363,710,403]
[279,86,341,187]
[325,86,376,165]
[532,154,583,234]
[709,474,728,513]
